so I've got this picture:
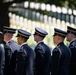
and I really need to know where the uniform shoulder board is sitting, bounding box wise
[56,45,62,56]
[71,41,76,48]
[19,47,27,57]
[19,48,23,52]
[53,47,59,51]
[53,45,62,58]
[69,45,75,49]
[37,45,42,50]
[19,46,23,52]
[36,44,45,54]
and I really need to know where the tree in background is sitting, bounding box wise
[0,0,26,32]
[34,0,76,9]
[68,0,76,9]
[0,0,75,32]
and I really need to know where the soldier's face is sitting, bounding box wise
[4,33,13,42]
[34,34,41,43]
[66,33,72,42]
[17,37,22,45]
[53,36,59,44]
[34,34,38,42]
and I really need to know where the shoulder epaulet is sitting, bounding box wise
[72,42,76,48]
[53,45,62,58]
[19,46,27,56]
[53,47,59,51]
[6,43,13,52]
[57,45,62,55]
[70,40,76,48]
[36,44,45,54]
[37,45,42,50]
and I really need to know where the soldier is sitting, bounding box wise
[51,28,71,75]
[33,27,51,75]
[16,29,34,75]
[66,26,76,75]
[3,26,20,75]
[0,31,5,75]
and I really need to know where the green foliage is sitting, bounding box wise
[29,0,76,9]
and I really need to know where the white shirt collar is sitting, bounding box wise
[37,41,43,45]
[20,42,27,47]
[6,40,11,43]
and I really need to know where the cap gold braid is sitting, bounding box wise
[68,29,76,33]
[4,29,15,32]
[18,33,29,38]
[55,32,66,36]
[35,31,46,36]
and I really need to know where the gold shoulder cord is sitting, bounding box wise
[56,45,62,59]
[20,46,27,55]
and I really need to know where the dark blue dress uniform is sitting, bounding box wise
[16,29,34,75]
[3,26,20,75]
[51,28,71,75]
[33,27,51,75]
[0,32,5,75]
[67,26,76,75]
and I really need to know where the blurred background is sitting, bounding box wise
[0,0,76,49]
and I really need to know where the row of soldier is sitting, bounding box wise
[0,26,76,75]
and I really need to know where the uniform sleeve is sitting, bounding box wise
[16,49,27,75]
[26,50,34,75]
[0,45,4,75]
[69,44,76,69]
[35,45,45,62]
[4,45,12,75]
[4,45,12,63]
[51,49,61,75]
[34,46,45,74]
